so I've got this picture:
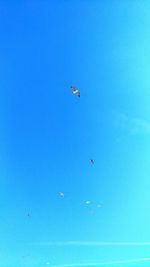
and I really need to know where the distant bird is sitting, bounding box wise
[27,213,31,218]
[70,86,80,97]
[85,200,91,205]
[59,192,65,198]
[90,159,94,164]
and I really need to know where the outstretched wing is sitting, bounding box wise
[77,91,80,97]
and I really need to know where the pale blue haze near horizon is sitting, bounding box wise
[0,0,150,266]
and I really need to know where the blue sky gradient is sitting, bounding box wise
[0,1,150,266]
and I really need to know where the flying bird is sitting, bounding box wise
[59,192,65,198]
[90,159,94,164]
[85,200,91,205]
[70,86,80,97]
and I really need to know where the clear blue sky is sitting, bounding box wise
[0,0,150,266]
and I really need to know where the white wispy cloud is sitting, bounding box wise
[114,111,150,136]
[50,258,150,267]
[129,118,150,135]
[29,241,150,246]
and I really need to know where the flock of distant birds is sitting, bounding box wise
[58,158,102,215]
[23,85,102,265]
[26,86,102,218]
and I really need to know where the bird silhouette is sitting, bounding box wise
[59,192,65,198]
[70,86,80,97]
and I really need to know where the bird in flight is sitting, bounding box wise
[70,86,80,97]
[90,159,94,164]
[85,200,91,205]
[59,192,65,198]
